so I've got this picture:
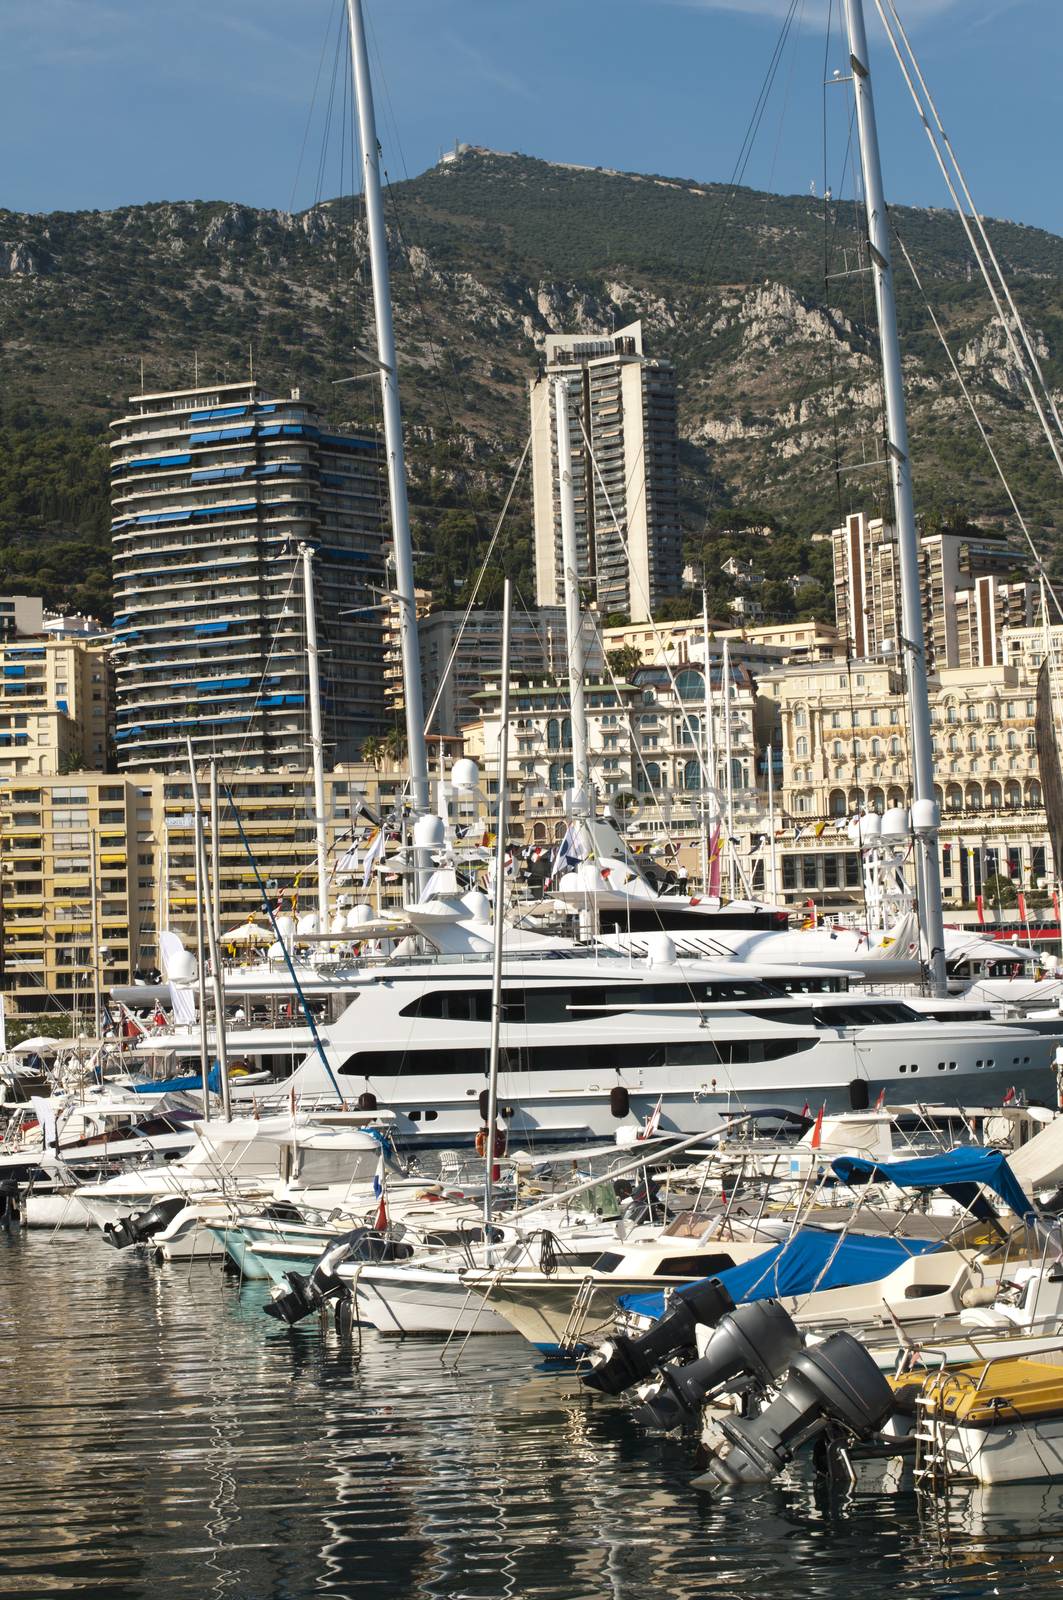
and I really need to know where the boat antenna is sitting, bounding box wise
[843,0,947,996]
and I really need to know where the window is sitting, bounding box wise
[794,708,807,729]
[795,736,809,757]
[870,708,880,726]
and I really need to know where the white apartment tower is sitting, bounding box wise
[110,381,387,773]
[530,321,683,624]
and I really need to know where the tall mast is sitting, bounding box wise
[300,542,330,932]
[700,589,718,893]
[187,742,231,1121]
[722,639,736,898]
[554,378,590,806]
[191,794,212,1121]
[484,578,512,1236]
[346,0,430,880]
[844,0,946,995]
[766,737,778,904]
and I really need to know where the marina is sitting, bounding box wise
[2,0,1063,1593]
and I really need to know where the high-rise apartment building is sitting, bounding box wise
[831,511,1031,669]
[530,321,683,623]
[110,380,387,774]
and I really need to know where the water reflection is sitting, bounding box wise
[4,1230,1063,1598]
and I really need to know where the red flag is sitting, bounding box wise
[874,1087,886,1110]
[374,1192,388,1230]
[801,1101,811,1119]
[1003,1086,1017,1106]
[1054,891,1061,931]
[1018,891,1029,924]
[976,894,985,927]
[810,1104,825,1150]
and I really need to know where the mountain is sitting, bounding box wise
[1,147,1061,623]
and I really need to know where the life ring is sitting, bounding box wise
[475,1126,507,1158]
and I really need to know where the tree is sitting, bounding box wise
[361,735,382,770]
[607,644,644,680]
[983,872,1018,908]
[382,726,407,764]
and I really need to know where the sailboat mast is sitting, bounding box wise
[300,542,330,932]
[700,589,717,893]
[554,378,591,805]
[722,639,736,898]
[345,0,430,859]
[484,577,512,1235]
[843,0,947,996]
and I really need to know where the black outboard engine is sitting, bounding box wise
[582,1278,735,1396]
[696,1331,894,1488]
[635,1299,803,1432]
[103,1196,186,1250]
[264,1227,413,1326]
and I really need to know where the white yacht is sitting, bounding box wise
[264,912,1060,1143]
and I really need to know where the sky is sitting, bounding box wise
[2,0,1060,235]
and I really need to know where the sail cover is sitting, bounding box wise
[619,1227,938,1320]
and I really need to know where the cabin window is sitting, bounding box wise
[653,1253,736,1278]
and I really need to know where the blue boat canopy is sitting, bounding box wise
[620,1227,939,1321]
[831,1147,1034,1221]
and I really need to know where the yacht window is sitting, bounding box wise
[654,1253,735,1278]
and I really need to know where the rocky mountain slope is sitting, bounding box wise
[0,148,1060,621]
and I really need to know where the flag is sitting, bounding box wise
[809,1104,825,1150]
[1018,891,1029,924]
[1003,1086,1017,1106]
[707,825,722,898]
[976,894,985,927]
[550,823,583,879]
[361,828,386,888]
[874,1087,886,1111]
[801,1101,810,1119]
[372,1148,388,1230]
[813,820,828,838]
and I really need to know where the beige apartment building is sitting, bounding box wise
[463,662,761,880]
[0,628,110,780]
[1,775,156,1026]
[759,657,1051,910]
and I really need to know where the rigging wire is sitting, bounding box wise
[873,0,1063,487]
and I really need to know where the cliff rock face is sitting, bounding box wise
[0,148,1060,616]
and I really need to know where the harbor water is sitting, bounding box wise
[3,1227,1063,1599]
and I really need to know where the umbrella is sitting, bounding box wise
[222,921,273,946]
[11,1036,68,1055]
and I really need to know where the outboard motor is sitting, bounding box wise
[696,1331,894,1488]
[582,1278,734,1396]
[264,1227,413,1326]
[103,1196,186,1250]
[635,1300,802,1432]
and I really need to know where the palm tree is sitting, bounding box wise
[361,735,383,771]
[382,726,407,765]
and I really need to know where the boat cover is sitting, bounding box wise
[620,1227,939,1320]
[831,1147,1034,1221]
[130,1064,221,1096]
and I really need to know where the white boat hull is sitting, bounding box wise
[350,1265,513,1336]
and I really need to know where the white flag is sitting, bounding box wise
[361,829,386,888]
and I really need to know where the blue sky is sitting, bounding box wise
[3,0,1060,235]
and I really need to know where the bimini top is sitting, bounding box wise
[620,1227,939,1321]
[831,1146,1034,1222]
